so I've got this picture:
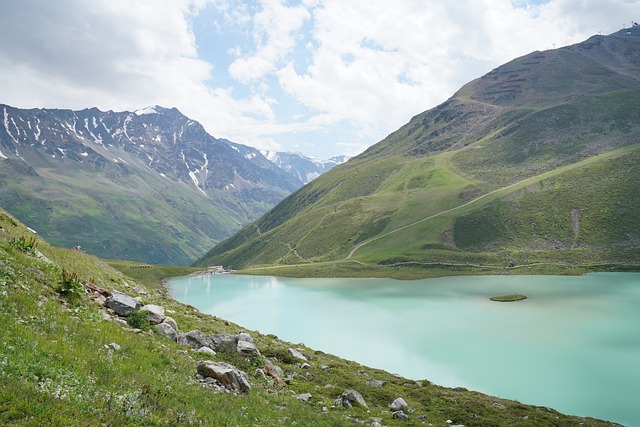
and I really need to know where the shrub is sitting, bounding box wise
[126,310,152,331]
[58,268,85,302]
[9,236,38,254]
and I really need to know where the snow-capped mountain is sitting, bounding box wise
[0,104,303,264]
[260,150,350,184]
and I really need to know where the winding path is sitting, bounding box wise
[346,145,639,259]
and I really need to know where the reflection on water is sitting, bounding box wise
[169,272,640,425]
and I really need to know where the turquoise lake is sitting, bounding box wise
[168,272,640,425]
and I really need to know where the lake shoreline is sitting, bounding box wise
[169,272,640,426]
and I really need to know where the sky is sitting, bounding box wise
[0,0,638,159]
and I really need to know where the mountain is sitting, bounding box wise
[0,105,302,265]
[260,150,350,184]
[196,26,640,274]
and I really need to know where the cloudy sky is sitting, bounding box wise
[0,0,637,158]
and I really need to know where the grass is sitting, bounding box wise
[213,143,640,280]
[196,81,640,275]
[0,208,618,426]
[0,161,245,266]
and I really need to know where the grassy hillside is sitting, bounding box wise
[195,29,640,276]
[0,159,250,266]
[0,209,618,426]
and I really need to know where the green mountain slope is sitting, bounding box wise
[0,209,615,426]
[0,156,242,266]
[196,28,640,274]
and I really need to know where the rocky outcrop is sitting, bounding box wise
[237,339,260,357]
[104,290,141,316]
[177,330,213,349]
[334,389,368,409]
[177,330,260,356]
[196,360,251,394]
[211,334,241,354]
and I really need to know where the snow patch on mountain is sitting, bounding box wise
[260,150,350,184]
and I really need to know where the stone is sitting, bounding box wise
[104,290,141,317]
[155,322,178,341]
[261,360,285,387]
[393,411,409,420]
[390,397,409,412]
[197,360,251,394]
[237,339,260,357]
[238,332,253,343]
[334,389,368,408]
[197,346,216,356]
[492,402,507,410]
[301,363,311,369]
[294,393,312,402]
[140,304,165,324]
[372,422,382,427]
[177,330,214,349]
[108,342,121,351]
[91,294,107,306]
[263,359,284,378]
[366,379,386,388]
[288,348,308,361]
[162,316,179,333]
[254,368,267,379]
[209,334,239,353]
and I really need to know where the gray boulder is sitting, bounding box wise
[294,393,312,402]
[104,290,141,316]
[366,379,386,388]
[393,410,409,420]
[197,360,251,394]
[197,346,217,356]
[334,389,368,408]
[237,339,260,357]
[209,334,239,353]
[390,397,409,412]
[162,316,179,333]
[140,304,165,324]
[155,322,178,341]
[288,348,308,361]
[238,332,254,343]
[178,330,213,349]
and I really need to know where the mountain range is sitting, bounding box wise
[261,150,350,184]
[0,105,310,265]
[196,26,640,274]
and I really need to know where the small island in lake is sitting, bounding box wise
[490,294,527,302]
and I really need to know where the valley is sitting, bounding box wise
[1,21,639,427]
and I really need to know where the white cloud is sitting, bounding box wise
[228,0,309,84]
[0,0,637,158]
[267,0,639,155]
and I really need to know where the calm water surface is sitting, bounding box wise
[169,273,640,425]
